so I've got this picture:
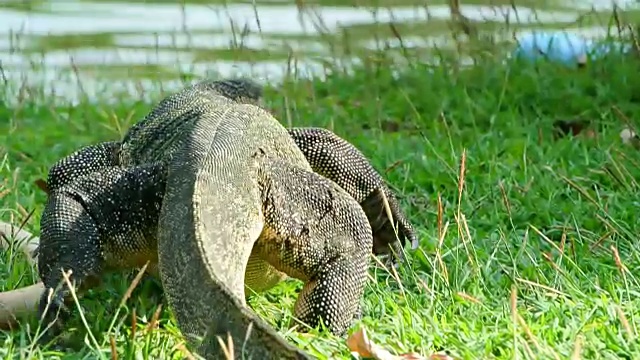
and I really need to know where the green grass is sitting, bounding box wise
[0,0,49,12]
[3,3,640,360]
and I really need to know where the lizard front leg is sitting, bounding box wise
[37,163,165,343]
[256,159,373,335]
[287,127,418,265]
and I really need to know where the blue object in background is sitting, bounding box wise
[512,31,633,67]
[512,31,590,66]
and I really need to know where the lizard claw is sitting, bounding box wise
[363,187,418,265]
[36,288,71,345]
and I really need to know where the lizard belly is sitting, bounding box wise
[244,250,288,295]
[102,233,159,271]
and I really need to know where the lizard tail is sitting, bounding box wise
[156,111,312,359]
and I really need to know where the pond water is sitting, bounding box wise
[1,0,639,101]
[1,3,581,35]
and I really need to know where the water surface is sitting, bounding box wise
[1,0,638,101]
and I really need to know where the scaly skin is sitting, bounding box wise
[156,94,372,357]
[36,78,416,357]
[39,80,417,302]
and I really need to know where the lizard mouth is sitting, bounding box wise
[0,221,45,329]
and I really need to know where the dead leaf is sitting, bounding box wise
[428,355,455,360]
[582,129,597,139]
[347,327,452,360]
[33,179,49,194]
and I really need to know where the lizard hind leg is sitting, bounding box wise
[256,159,374,336]
[286,127,418,266]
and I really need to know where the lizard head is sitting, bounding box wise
[37,190,102,288]
[36,189,103,339]
[360,187,418,267]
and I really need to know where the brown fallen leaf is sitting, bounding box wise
[33,178,49,195]
[346,327,453,360]
[428,355,455,360]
